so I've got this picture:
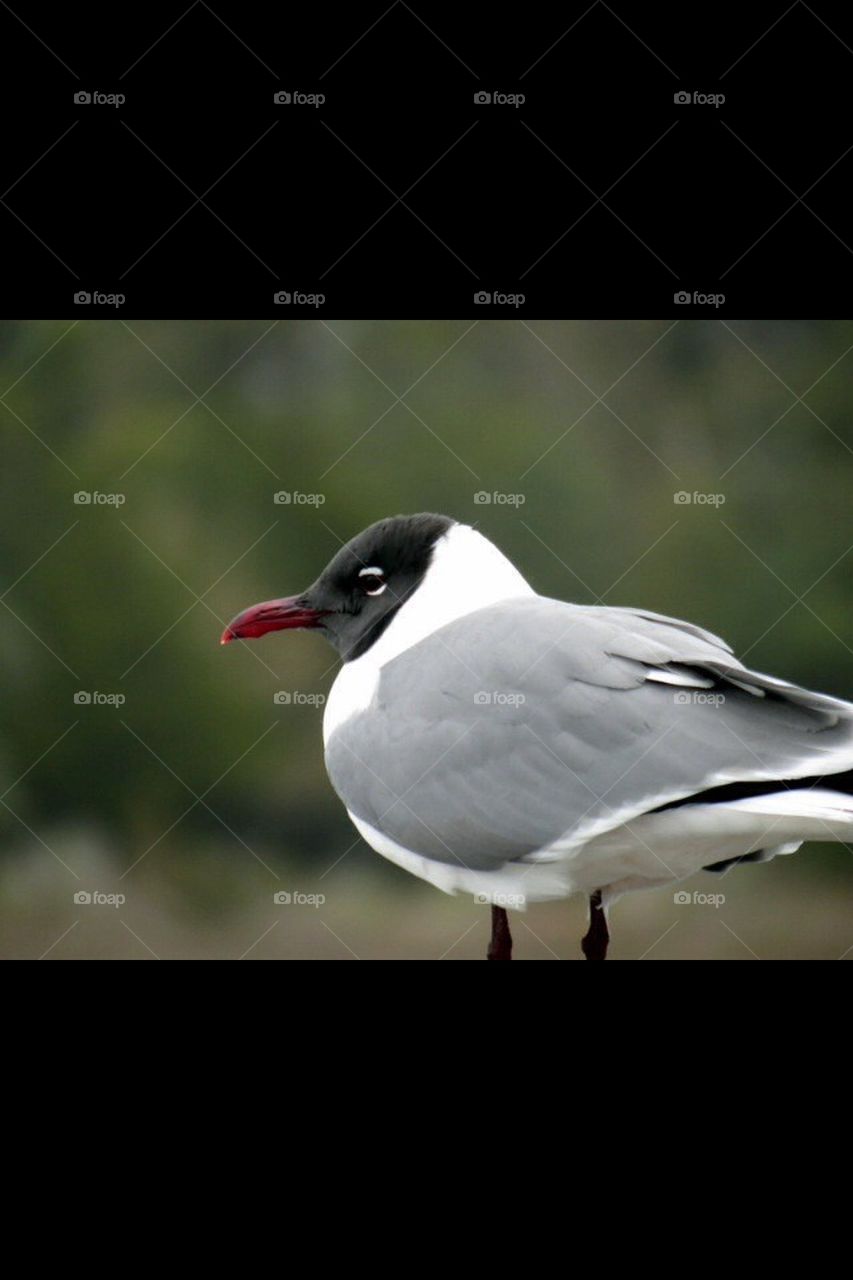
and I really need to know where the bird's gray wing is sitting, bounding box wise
[324,596,853,870]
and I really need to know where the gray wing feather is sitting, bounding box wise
[325,597,853,870]
[582,603,736,655]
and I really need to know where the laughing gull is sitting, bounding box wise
[222,513,853,960]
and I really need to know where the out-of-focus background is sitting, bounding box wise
[1,318,852,960]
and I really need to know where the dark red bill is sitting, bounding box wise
[220,596,328,644]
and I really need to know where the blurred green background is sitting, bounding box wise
[1,318,852,959]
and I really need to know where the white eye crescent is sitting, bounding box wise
[358,566,387,596]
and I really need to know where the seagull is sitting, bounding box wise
[222,513,853,960]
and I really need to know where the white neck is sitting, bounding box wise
[366,523,534,667]
[323,524,535,744]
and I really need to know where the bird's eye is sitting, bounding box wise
[358,566,387,596]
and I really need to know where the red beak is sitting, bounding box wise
[220,595,328,644]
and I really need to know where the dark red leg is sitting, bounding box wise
[581,890,609,960]
[487,906,512,960]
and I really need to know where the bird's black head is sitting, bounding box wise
[221,512,454,661]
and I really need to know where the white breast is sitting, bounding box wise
[322,523,535,745]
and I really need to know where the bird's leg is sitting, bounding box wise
[487,906,512,960]
[581,889,609,960]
